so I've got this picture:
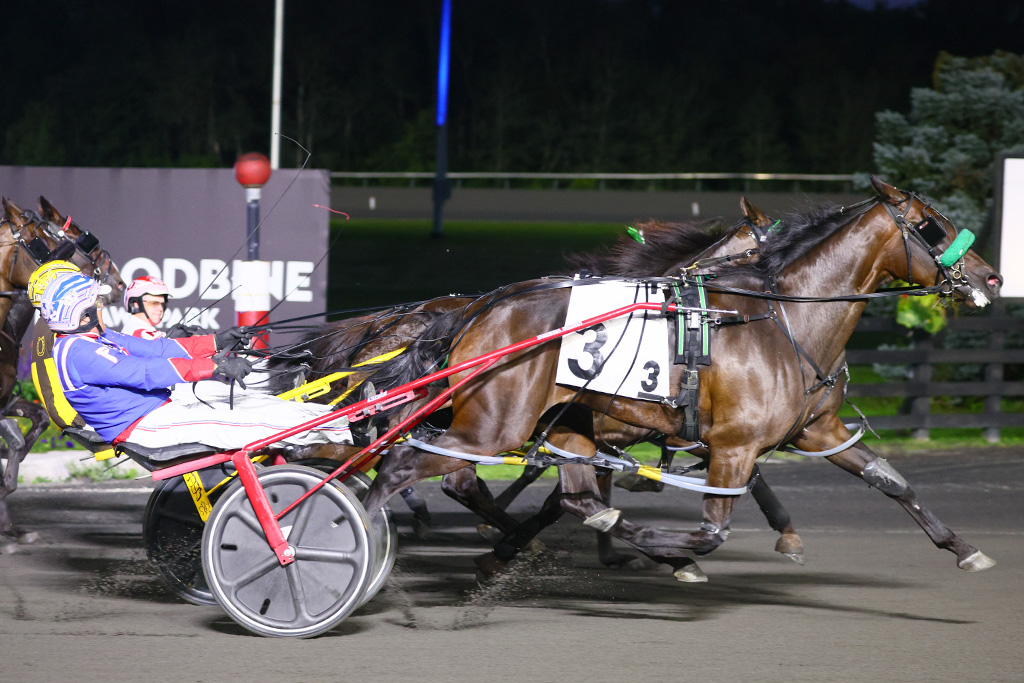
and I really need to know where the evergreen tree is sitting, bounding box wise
[870,51,1024,243]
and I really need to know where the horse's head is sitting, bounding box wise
[870,176,1002,309]
[37,196,125,304]
[739,196,776,246]
[1,197,62,289]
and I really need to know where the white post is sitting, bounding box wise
[270,0,284,169]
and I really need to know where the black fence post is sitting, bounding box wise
[984,301,1005,443]
[911,334,932,440]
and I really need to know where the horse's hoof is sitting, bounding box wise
[601,553,647,570]
[0,540,19,555]
[524,539,547,556]
[614,474,664,493]
[774,532,804,556]
[673,562,709,583]
[16,531,39,545]
[412,518,433,540]
[583,508,621,532]
[474,551,506,578]
[775,533,804,564]
[958,550,996,572]
[477,524,503,543]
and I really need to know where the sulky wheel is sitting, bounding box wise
[294,459,397,606]
[201,465,373,638]
[143,463,244,605]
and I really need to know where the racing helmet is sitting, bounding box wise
[40,272,111,333]
[28,260,81,308]
[124,276,170,314]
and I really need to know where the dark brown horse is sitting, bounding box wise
[356,177,1002,576]
[0,198,124,545]
[295,203,804,575]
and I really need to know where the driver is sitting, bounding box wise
[39,272,352,450]
[121,276,169,339]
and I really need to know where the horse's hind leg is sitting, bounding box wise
[0,400,49,544]
[439,466,523,535]
[749,465,804,563]
[594,470,643,568]
[556,461,709,581]
[494,464,548,510]
[475,483,566,577]
[361,444,473,518]
[831,443,993,571]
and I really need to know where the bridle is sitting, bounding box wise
[0,210,118,288]
[37,214,118,282]
[879,192,982,304]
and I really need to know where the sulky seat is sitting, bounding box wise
[114,441,221,472]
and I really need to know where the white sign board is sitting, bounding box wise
[998,157,1024,298]
[555,281,670,401]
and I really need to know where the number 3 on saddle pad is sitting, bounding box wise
[555,281,671,401]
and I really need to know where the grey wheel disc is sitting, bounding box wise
[293,460,396,606]
[202,465,373,638]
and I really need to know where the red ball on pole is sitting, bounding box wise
[234,152,272,188]
[233,152,272,349]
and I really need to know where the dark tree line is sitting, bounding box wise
[3,0,1023,173]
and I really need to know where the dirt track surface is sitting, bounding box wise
[0,451,1022,683]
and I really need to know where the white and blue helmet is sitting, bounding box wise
[40,272,111,333]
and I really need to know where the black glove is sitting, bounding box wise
[212,354,254,389]
[215,326,256,351]
[166,323,206,339]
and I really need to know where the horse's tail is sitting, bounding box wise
[263,311,385,395]
[359,307,468,396]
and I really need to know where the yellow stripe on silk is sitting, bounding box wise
[40,359,81,427]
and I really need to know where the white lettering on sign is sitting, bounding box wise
[120,257,161,283]
[119,257,315,302]
[163,258,199,299]
[101,307,223,331]
[199,259,231,300]
[286,261,314,302]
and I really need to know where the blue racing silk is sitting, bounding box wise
[51,329,217,442]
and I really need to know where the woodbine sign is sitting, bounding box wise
[0,165,331,339]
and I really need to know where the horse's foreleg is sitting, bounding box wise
[749,465,804,563]
[826,441,994,571]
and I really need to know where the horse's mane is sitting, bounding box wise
[729,199,879,279]
[564,218,731,276]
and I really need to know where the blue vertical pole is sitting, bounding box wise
[431,0,452,238]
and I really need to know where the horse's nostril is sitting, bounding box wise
[986,274,1002,289]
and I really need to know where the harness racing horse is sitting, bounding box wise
[294,202,804,575]
[0,198,124,546]
[356,177,1002,577]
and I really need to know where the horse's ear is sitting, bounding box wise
[38,196,62,223]
[740,197,770,227]
[870,175,907,204]
[2,197,27,227]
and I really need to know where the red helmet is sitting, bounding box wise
[124,276,169,314]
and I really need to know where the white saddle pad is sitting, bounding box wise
[555,281,670,401]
